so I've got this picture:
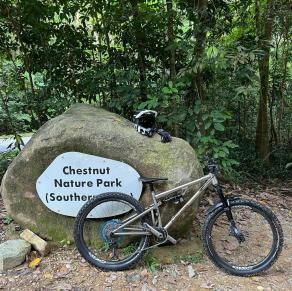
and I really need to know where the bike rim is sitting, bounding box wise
[207,204,279,271]
[78,197,148,266]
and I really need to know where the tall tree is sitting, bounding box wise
[255,0,275,162]
[130,0,148,101]
[166,0,176,83]
[191,0,208,102]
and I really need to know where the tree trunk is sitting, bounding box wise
[255,0,275,163]
[276,5,291,144]
[166,0,180,136]
[190,0,208,103]
[269,33,280,145]
[100,2,118,107]
[130,0,148,102]
[166,0,176,83]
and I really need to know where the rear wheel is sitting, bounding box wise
[202,198,283,276]
[74,192,150,271]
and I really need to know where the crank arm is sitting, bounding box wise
[143,223,164,238]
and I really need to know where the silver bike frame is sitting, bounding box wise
[112,173,218,242]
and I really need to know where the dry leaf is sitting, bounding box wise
[28,257,42,268]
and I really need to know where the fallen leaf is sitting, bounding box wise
[28,257,42,268]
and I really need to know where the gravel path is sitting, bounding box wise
[0,181,291,290]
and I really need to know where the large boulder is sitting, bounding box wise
[0,104,203,241]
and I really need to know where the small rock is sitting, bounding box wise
[200,282,214,289]
[0,277,7,287]
[187,265,197,278]
[141,283,156,291]
[56,282,72,290]
[109,274,117,280]
[106,273,117,284]
[126,273,141,283]
[0,239,31,271]
[20,229,50,256]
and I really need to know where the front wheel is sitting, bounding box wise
[202,198,283,276]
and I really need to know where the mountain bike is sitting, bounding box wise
[73,157,283,276]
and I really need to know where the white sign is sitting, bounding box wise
[36,152,142,218]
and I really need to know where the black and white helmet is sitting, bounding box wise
[132,110,157,137]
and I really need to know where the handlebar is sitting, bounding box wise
[203,155,218,174]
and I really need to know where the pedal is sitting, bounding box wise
[167,235,177,244]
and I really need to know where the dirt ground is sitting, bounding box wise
[0,180,291,291]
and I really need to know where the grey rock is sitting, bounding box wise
[126,272,141,283]
[1,104,203,241]
[105,273,117,284]
[0,239,31,271]
[187,265,197,278]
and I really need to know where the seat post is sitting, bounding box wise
[149,183,157,204]
[149,183,155,192]
[149,183,162,227]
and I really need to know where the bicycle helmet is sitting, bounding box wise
[132,110,157,137]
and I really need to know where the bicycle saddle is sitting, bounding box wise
[139,177,168,184]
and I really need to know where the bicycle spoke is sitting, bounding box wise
[75,193,149,270]
[210,205,274,267]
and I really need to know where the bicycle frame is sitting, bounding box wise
[112,173,218,242]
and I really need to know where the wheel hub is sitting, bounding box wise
[99,220,123,244]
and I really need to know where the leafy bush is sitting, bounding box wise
[0,0,290,180]
[0,150,19,183]
[232,139,291,180]
[138,82,240,175]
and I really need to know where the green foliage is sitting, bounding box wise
[0,150,18,183]
[143,253,160,273]
[3,215,13,225]
[232,140,292,180]
[0,0,291,179]
[59,239,72,247]
[190,102,240,174]
[179,251,204,264]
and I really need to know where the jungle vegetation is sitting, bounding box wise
[0,0,291,179]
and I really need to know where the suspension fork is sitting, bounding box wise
[216,184,245,243]
[216,185,233,220]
